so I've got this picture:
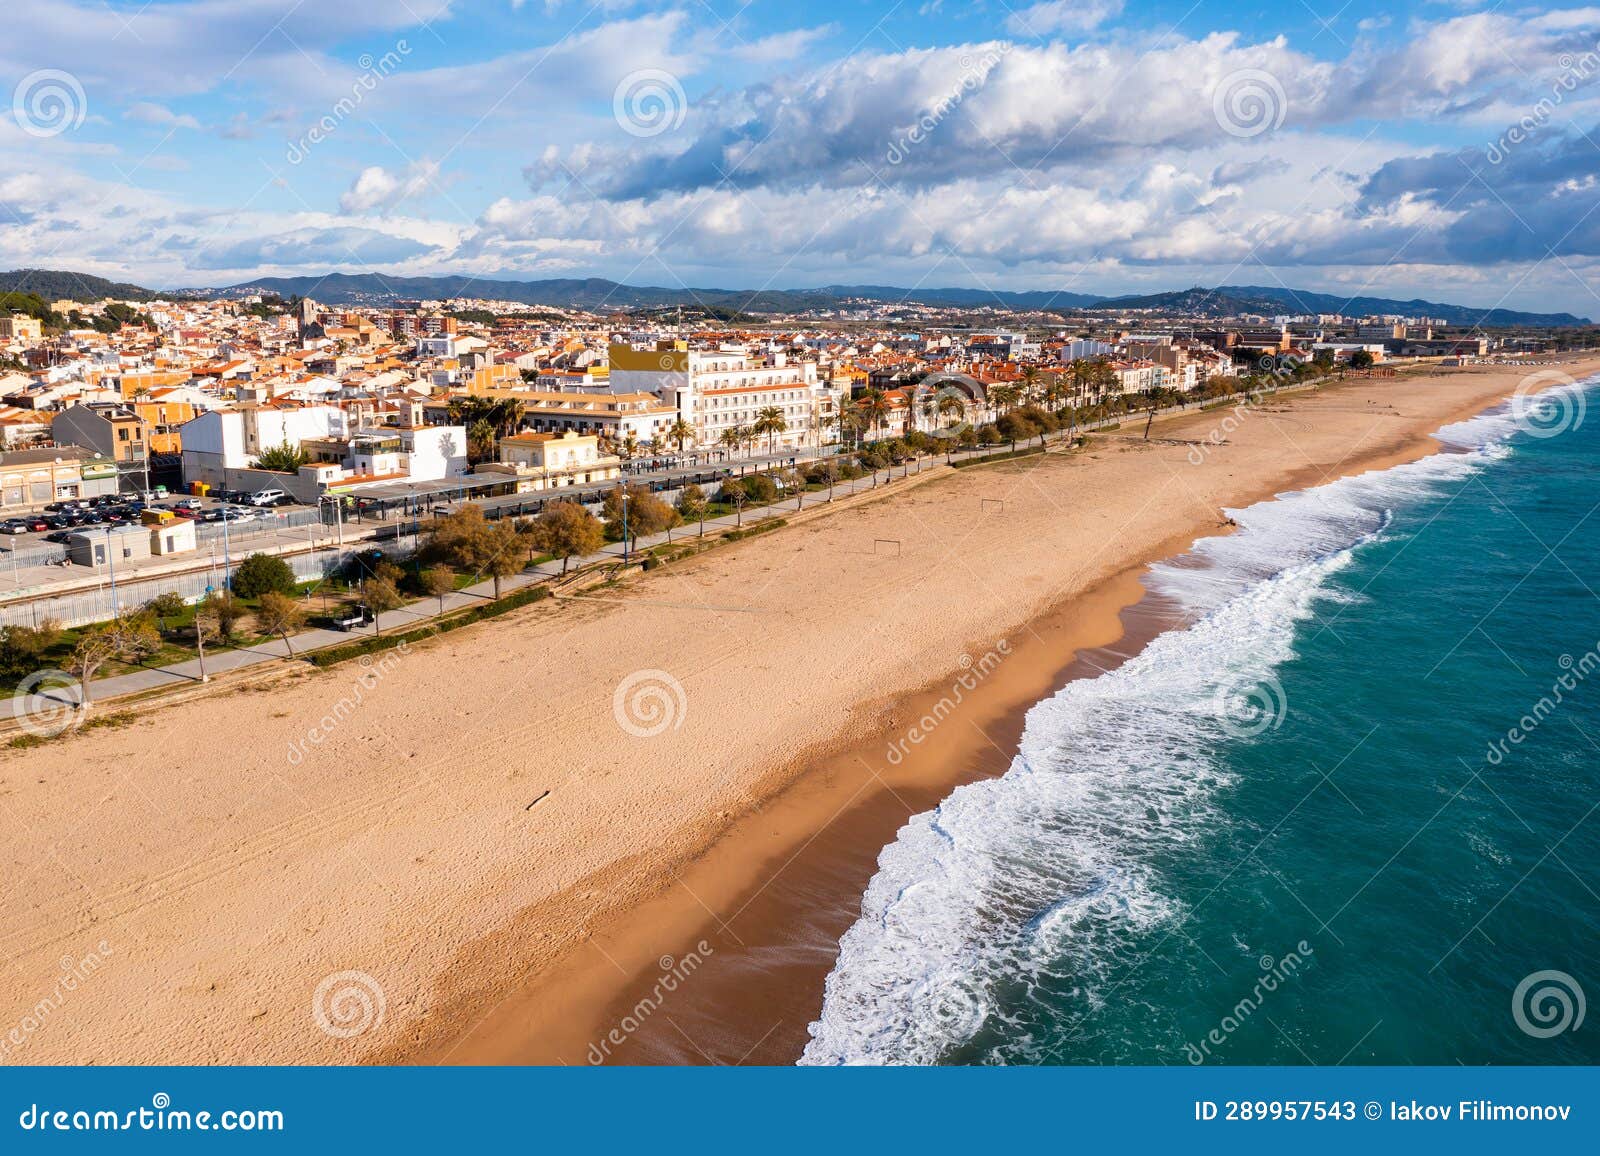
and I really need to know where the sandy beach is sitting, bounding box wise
[3,358,1595,1066]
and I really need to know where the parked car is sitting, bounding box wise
[333,605,375,632]
[248,488,288,507]
[43,530,73,544]
[0,520,29,535]
[173,497,203,511]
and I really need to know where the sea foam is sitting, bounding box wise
[799,388,1572,1066]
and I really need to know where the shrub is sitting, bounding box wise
[736,474,778,504]
[231,552,297,598]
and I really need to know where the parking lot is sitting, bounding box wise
[1,488,315,549]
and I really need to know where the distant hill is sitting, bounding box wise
[0,268,157,302]
[3,268,1586,326]
[219,274,1109,313]
[815,284,1107,310]
[216,273,825,313]
[1096,284,1590,327]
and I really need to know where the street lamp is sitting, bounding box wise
[104,525,117,612]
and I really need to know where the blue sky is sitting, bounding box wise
[6,0,1600,312]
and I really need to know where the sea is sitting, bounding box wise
[801,378,1600,1066]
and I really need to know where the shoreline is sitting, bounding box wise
[417,365,1590,1067]
[7,359,1597,1067]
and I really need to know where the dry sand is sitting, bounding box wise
[2,359,1593,1065]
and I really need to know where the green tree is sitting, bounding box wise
[987,382,1023,415]
[420,564,455,613]
[143,592,186,633]
[360,576,404,635]
[253,441,307,472]
[232,552,297,598]
[0,618,63,678]
[603,484,680,543]
[254,591,306,656]
[719,479,750,527]
[676,483,709,537]
[479,519,532,598]
[853,389,890,441]
[1349,350,1375,370]
[529,501,605,573]
[70,613,161,704]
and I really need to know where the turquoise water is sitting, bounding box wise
[803,382,1600,1065]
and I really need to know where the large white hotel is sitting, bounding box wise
[608,341,839,451]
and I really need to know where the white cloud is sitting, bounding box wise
[339,161,441,214]
[123,102,200,130]
[1005,0,1124,38]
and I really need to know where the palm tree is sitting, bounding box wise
[987,382,1022,416]
[467,418,497,463]
[1020,365,1041,405]
[499,397,525,437]
[936,392,965,430]
[1042,376,1069,414]
[752,406,788,454]
[855,388,890,441]
[666,418,695,452]
[719,425,747,458]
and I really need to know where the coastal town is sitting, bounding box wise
[0,270,1590,706]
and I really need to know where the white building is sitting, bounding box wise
[608,341,827,450]
[178,402,350,486]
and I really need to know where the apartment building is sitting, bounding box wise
[608,341,828,450]
[479,430,622,492]
[0,446,118,511]
[0,315,44,343]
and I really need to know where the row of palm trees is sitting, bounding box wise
[833,358,1130,445]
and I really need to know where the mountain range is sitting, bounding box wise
[1,269,1589,327]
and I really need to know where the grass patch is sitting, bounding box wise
[721,517,788,542]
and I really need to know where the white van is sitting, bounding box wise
[249,488,289,507]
